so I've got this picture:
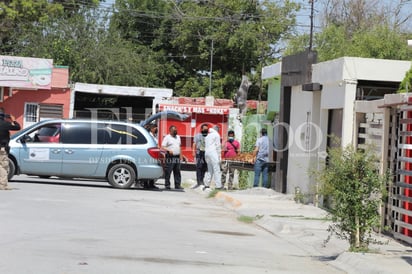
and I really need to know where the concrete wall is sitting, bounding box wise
[313,57,411,84]
[262,62,282,115]
[287,85,322,195]
[313,57,412,150]
[1,66,71,127]
[1,87,71,127]
[262,57,412,197]
[267,79,281,113]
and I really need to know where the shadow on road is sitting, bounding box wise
[9,176,163,191]
[9,176,186,193]
[10,177,113,189]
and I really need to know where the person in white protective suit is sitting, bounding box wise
[204,126,222,190]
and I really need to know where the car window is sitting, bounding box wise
[106,124,147,145]
[27,123,61,143]
[60,123,89,144]
[61,122,108,144]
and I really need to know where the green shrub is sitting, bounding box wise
[317,145,388,252]
[238,115,258,189]
[238,170,251,189]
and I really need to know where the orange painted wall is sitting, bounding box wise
[0,66,70,128]
[0,87,71,127]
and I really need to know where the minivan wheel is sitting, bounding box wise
[107,163,136,189]
[8,158,15,181]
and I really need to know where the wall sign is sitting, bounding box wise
[0,55,53,89]
[159,104,229,115]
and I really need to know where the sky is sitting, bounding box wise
[294,0,412,33]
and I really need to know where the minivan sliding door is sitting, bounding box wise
[60,122,105,177]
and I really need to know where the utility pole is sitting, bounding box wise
[309,0,314,50]
[209,39,214,96]
[407,40,412,94]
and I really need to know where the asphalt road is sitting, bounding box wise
[0,175,343,274]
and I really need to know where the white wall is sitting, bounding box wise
[228,108,242,143]
[70,83,173,118]
[313,57,411,84]
[286,57,411,197]
[287,85,320,195]
[313,57,412,148]
[342,81,357,147]
[320,82,346,109]
[262,62,281,79]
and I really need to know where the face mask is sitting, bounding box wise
[201,130,208,136]
[228,136,234,141]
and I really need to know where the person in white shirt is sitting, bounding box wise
[161,125,183,190]
[143,123,159,189]
[204,125,222,190]
[149,124,158,145]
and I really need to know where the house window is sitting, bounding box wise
[39,103,63,119]
[25,103,39,123]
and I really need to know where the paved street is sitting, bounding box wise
[0,175,343,274]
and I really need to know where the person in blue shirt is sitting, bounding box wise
[252,128,269,188]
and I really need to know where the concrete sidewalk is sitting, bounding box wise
[180,171,412,274]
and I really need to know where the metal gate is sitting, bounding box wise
[385,106,412,244]
[355,97,412,244]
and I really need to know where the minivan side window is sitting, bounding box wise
[61,123,90,144]
[61,123,110,144]
[28,123,61,143]
[61,123,108,144]
[106,124,147,145]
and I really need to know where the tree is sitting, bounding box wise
[399,66,412,93]
[2,0,301,95]
[320,0,412,32]
[284,0,412,62]
[317,145,388,252]
[314,23,411,61]
[111,0,170,46]
[0,0,100,54]
[12,6,174,87]
[238,113,259,189]
[111,0,300,98]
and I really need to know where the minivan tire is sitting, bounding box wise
[108,163,136,189]
[8,158,15,181]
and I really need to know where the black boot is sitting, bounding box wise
[148,180,159,189]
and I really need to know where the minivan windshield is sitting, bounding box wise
[10,122,40,139]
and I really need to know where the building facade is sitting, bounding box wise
[263,56,412,197]
[0,55,70,128]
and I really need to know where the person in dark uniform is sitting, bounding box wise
[191,123,208,189]
[0,108,21,190]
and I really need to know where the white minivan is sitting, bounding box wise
[8,119,165,189]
